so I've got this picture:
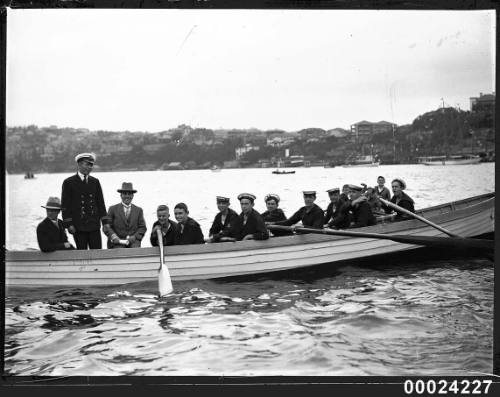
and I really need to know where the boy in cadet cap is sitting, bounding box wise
[261,193,291,237]
[61,153,106,249]
[37,196,75,252]
[229,193,269,241]
[346,184,376,228]
[207,196,239,243]
[275,191,324,231]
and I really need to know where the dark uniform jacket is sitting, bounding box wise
[61,174,106,232]
[231,209,269,241]
[349,200,377,228]
[277,203,324,229]
[150,219,177,247]
[104,203,147,248]
[175,217,205,245]
[261,208,291,236]
[376,186,392,213]
[326,194,352,229]
[37,218,73,253]
[209,208,239,241]
[391,192,415,220]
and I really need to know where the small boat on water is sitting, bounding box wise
[342,155,380,167]
[272,169,296,174]
[24,172,35,179]
[210,165,222,172]
[5,193,494,288]
[417,154,481,166]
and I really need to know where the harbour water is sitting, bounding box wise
[4,163,495,376]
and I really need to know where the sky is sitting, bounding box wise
[6,9,496,132]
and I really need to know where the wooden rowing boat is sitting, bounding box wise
[5,193,494,287]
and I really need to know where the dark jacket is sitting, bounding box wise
[231,209,269,241]
[261,208,291,236]
[327,194,351,229]
[349,200,377,228]
[150,219,177,247]
[61,174,106,232]
[276,204,324,229]
[175,217,205,245]
[391,192,415,220]
[37,218,74,253]
[209,208,239,241]
[376,186,392,213]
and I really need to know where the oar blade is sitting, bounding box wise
[159,266,173,297]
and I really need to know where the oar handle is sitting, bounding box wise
[379,197,460,238]
[157,229,165,270]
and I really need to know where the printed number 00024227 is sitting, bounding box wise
[404,379,493,395]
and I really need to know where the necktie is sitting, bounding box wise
[84,175,88,184]
[124,206,130,219]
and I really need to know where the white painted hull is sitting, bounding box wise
[342,162,380,167]
[5,194,494,287]
[422,158,481,166]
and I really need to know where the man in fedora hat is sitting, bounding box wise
[61,152,107,249]
[37,196,75,252]
[103,182,147,248]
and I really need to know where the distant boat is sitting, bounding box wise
[417,154,481,166]
[272,169,295,174]
[211,165,222,172]
[342,155,380,167]
[24,172,35,179]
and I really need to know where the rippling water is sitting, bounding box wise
[4,164,495,375]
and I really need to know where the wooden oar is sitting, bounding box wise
[157,229,173,297]
[379,197,460,238]
[267,225,494,253]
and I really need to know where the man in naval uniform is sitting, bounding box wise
[61,152,107,249]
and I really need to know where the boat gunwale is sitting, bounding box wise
[5,192,494,262]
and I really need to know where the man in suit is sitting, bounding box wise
[61,153,107,249]
[103,182,147,248]
[173,202,205,245]
[37,196,75,252]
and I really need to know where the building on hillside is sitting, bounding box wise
[235,144,260,160]
[470,92,495,112]
[143,143,167,154]
[350,120,397,141]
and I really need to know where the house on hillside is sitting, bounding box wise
[350,120,397,141]
[470,92,495,112]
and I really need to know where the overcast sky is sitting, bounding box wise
[6,9,495,132]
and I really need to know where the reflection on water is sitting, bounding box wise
[5,254,493,376]
[4,165,494,375]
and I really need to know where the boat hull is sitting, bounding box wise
[5,194,494,287]
[422,158,481,165]
[342,162,380,167]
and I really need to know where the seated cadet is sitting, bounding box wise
[324,188,340,225]
[364,187,385,216]
[261,194,292,237]
[207,196,239,243]
[173,202,205,244]
[231,193,269,241]
[103,182,147,248]
[150,205,177,247]
[390,178,415,220]
[275,191,324,230]
[325,184,352,229]
[37,196,75,252]
[346,184,377,228]
[376,176,392,213]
